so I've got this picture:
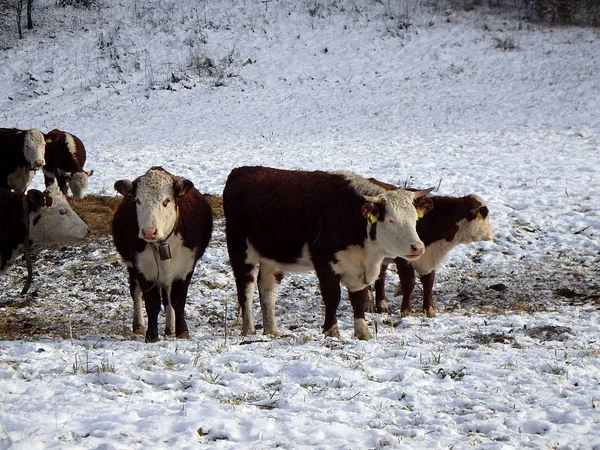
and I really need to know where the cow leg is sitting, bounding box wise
[138,277,162,343]
[257,266,282,336]
[349,288,372,340]
[127,267,145,336]
[162,286,176,336]
[420,271,436,318]
[42,167,56,188]
[315,265,341,339]
[56,173,69,196]
[396,259,416,317]
[373,262,390,314]
[170,275,192,339]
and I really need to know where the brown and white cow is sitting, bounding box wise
[43,129,93,198]
[112,167,213,343]
[0,184,90,274]
[369,179,495,318]
[0,128,46,192]
[223,166,433,340]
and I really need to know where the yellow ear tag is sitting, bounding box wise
[416,208,424,219]
[367,213,377,225]
[477,211,484,220]
[45,138,52,143]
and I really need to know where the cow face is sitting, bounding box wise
[27,185,90,244]
[363,188,433,261]
[455,195,495,243]
[22,129,46,169]
[59,169,94,198]
[115,168,193,242]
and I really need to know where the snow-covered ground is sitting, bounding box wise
[1,0,599,448]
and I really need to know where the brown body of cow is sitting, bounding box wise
[112,167,213,343]
[368,179,495,317]
[224,166,432,340]
[43,129,93,198]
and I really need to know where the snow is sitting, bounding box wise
[1,0,599,448]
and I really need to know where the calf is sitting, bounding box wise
[0,184,90,274]
[0,128,46,192]
[223,166,433,340]
[112,167,213,343]
[369,180,495,317]
[43,129,93,198]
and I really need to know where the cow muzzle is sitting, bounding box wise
[32,159,45,169]
[404,242,425,261]
[141,227,159,241]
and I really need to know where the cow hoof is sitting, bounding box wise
[376,301,390,314]
[145,334,160,343]
[263,328,280,337]
[165,328,174,336]
[324,324,341,339]
[176,331,191,340]
[241,326,257,336]
[424,308,436,318]
[400,309,412,318]
[132,325,145,336]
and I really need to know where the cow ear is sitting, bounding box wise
[114,180,134,197]
[26,190,48,211]
[412,187,435,199]
[472,205,489,221]
[174,179,194,197]
[85,169,94,177]
[414,196,434,219]
[362,196,381,224]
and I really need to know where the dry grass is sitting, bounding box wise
[69,194,224,237]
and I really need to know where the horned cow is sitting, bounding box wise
[0,128,46,192]
[112,167,213,343]
[223,166,433,340]
[43,129,93,198]
[369,179,495,317]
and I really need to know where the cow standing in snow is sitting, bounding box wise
[0,128,46,192]
[112,167,213,343]
[369,179,495,317]
[223,166,433,340]
[43,129,93,198]
[0,184,90,274]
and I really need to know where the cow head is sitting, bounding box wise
[23,129,46,169]
[57,168,94,198]
[114,167,193,242]
[454,195,495,243]
[362,187,434,261]
[27,184,90,244]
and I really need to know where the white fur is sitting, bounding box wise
[135,169,178,241]
[135,234,196,285]
[7,166,35,193]
[68,172,89,198]
[28,185,89,244]
[22,129,45,167]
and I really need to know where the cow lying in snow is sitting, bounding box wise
[0,184,90,275]
[223,166,433,340]
[43,129,93,198]
[112,167,213,343]
[0,128,46,192]
[368,179,495,317]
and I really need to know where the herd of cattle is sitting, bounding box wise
[0,127,495,343]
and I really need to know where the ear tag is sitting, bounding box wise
[367,213,377,225]
[158,242,172,261]
[476,212,484,220]
[45,138,52,143]
[416,208,424,219]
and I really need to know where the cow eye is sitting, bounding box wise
[59,209,67,215]
[388,219,395,224]
[162,199,170,207]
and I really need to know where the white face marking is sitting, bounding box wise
[28,185,89,244]
[135,169,178,242]
[135,234,196,284]
[68,172,89,198]
[7,167,35,193]
[22,129,46,167]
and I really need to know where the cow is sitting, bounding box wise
[112,167,213,343]
[368,179,495,318]
[0,128,46,192]
[0,184,90,275]
[223,166,434,340]
[43,129,93,198]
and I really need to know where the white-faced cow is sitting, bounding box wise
[223,166,433,340]
[369,179,495,318]
[0,184,90,274]
[43,129,93,198]
[0,128,46,192]
[112,167,213,343]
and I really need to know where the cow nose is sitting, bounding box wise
[410,242,425,256]
[33,159,45,168]
[142,228,158,240]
